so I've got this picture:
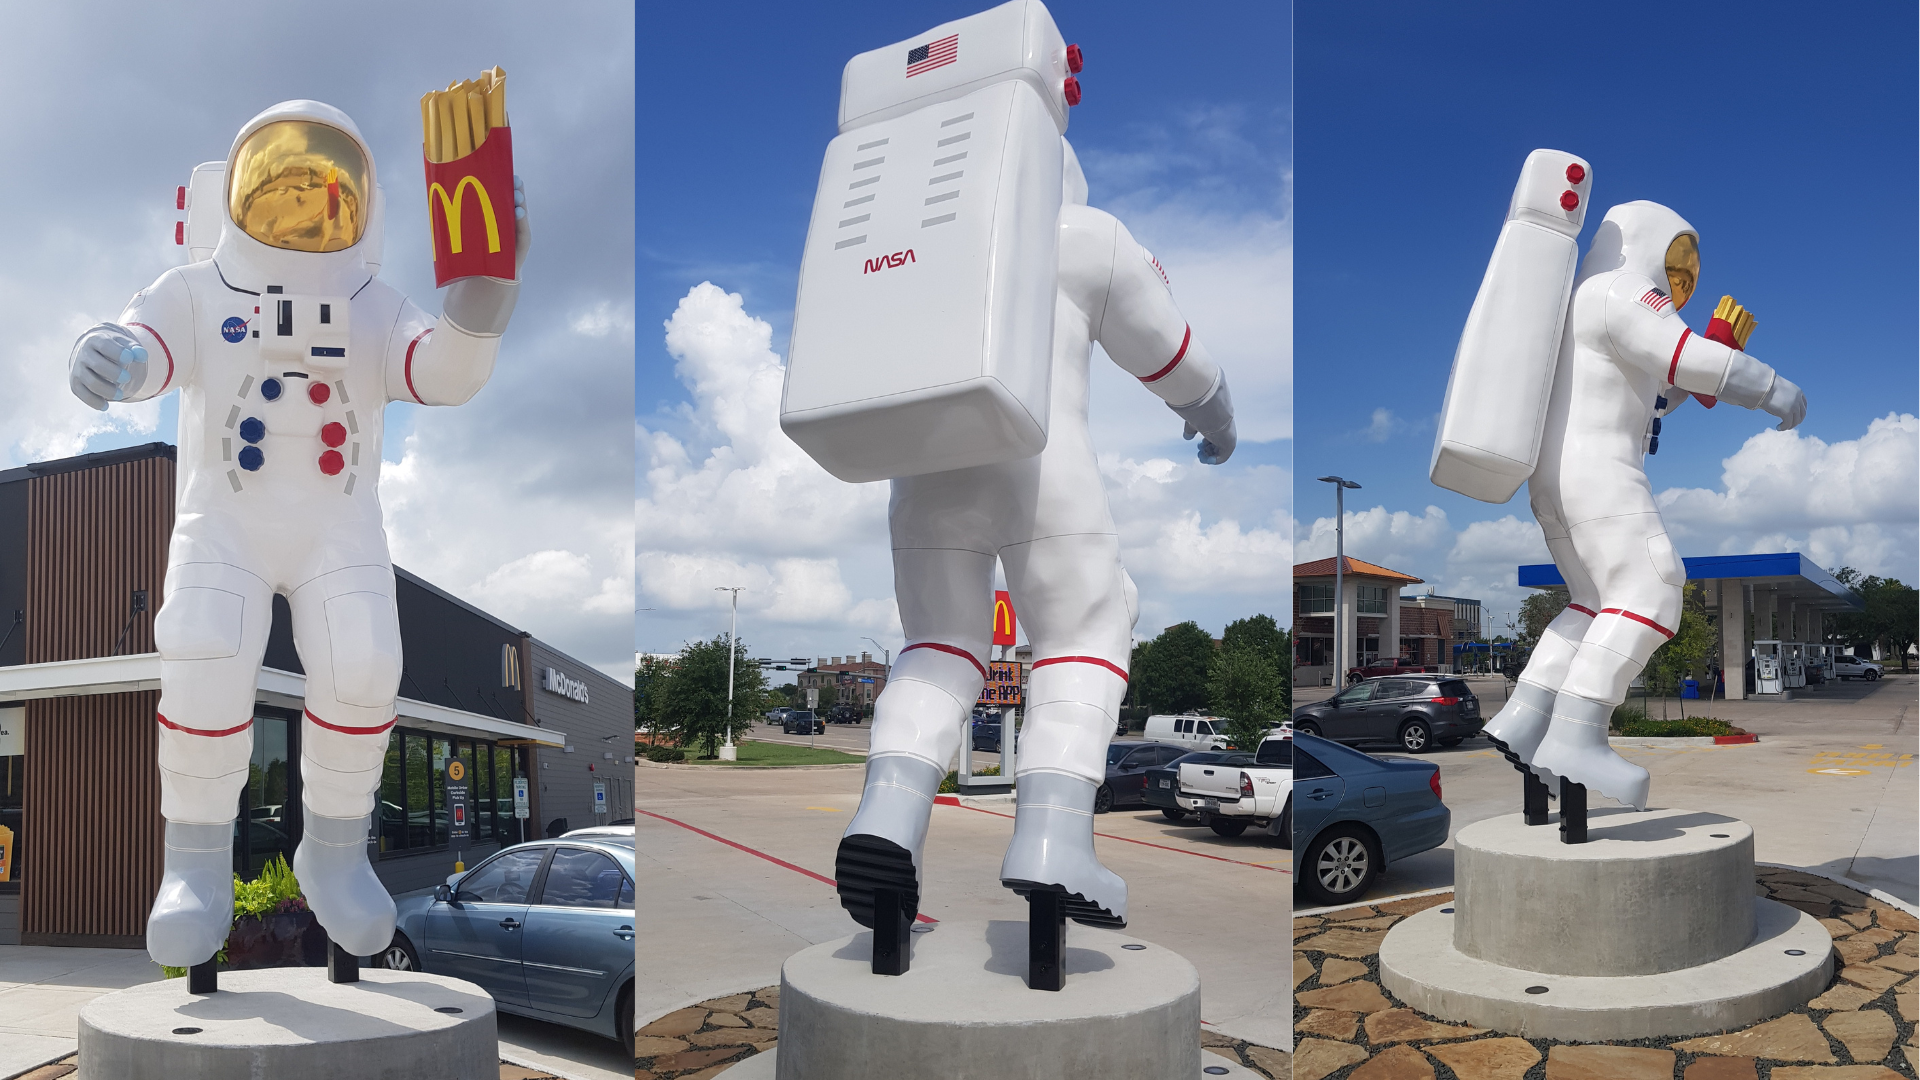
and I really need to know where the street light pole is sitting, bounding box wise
[716,587,743,758]
[1318,476,1362,684]
[861,636,891,724]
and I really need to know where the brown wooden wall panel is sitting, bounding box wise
[22,691,163,945]
[25,455,174,664]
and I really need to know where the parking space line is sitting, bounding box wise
[943,803,1290,875]
[637,808,939,922]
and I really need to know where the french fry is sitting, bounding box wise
[467,90,488,150]
[486,67,507,129]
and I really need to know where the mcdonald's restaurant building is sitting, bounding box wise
[0,444,632,948]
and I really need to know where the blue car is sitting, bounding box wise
[381,830,637,1053]
[1291,732,1449,907]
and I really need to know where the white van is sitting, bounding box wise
[1143,714,1232,751]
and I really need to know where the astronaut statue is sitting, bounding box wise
[67,100,529,968]
[1432,151,1803,813]
[780,1,1234,950]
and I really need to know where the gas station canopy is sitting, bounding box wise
[1518,552,1862,613]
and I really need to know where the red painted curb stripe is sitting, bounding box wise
[900,641,988,682]
[403,328,433,404]
[1713,734,1757,745]
[156,714,251,738]
[1599,607,1675,639]
[636,809,938,922]
[1139,325,1191,384]
[1668,327,1691,384]
[945,801,1289,875]
[304,708,396,736]
[125,322,175,393]
[1032,655,1128,681]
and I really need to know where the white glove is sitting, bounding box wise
[69,323,147,411]
[1169,377,1236,464]
[1760,374,1805,431]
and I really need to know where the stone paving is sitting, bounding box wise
[635,986,1293,1078]
[1294,870,1918,1080]
[10,1058,573,1079]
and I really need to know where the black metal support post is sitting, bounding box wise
[870,887,910,976]
[1558,778,1588,844]
[1027,889,1067,992]
[188,959,217,994]
[327,940,360,984]
[1522,769,1551,826]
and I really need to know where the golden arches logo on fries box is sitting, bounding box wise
[421,66,515,287]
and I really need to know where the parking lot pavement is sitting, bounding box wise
[746,719,1014,773]
[636,761,1291,1052]
[1296,674,1918,909]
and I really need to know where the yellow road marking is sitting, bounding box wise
[1810,768,1872,777]
[1861,744,1884,749]
[805,806,844,812]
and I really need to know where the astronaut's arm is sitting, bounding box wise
[69,270,198,410]
[385,175,530,407]
[1094,218,1237,463]
[1603,275,1805,430]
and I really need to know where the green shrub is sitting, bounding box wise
[162,855,303,978]
[1616,717,1742,738]
[938,766,1001,793]
[645,745,685,763]
[1608,704,1648,732]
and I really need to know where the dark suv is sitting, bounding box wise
[1291,676,1481,752]
[782,710,824,735]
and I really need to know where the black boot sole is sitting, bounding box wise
[1001,878,1127,928]
[836,834,920,929]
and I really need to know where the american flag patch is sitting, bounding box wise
[1144,248,1170,287]
[907,33,958,77]
[1639,288,1674,315]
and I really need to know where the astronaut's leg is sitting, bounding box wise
[1530,512,1684,810]
[835,546,992,927]
[287,564,404,956]
[148,561,273,967]
[1484,498,1601,779]
[996,532,1133,926]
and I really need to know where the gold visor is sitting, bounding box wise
[1665,233,1699,311]
[228,121,370,252]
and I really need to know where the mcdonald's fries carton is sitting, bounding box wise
[422,68,515,286]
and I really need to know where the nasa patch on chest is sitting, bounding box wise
[1637,288,1674,316]
[221,317,249,343]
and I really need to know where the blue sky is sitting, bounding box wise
[636,1,1292,660]
[1293,1,1918,619]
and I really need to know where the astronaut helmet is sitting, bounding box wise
[1062,137,1088,207]
[1577,200,1700,310]
[214,101,385,286]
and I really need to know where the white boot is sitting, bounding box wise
[837,755,943,927]
[1481,679,1561,784]
[293,809,395,957]
[146,821,235,968]
[1000,772,1127,927]
[1530,693,1649,811]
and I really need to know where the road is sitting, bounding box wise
[635,734,1291,1051]
[746,717,1020,773]
[1294,673,1918,910]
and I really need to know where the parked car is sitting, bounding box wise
[1142,714,1232,751]
[766,707,793,726]
[1833,654,1884,681]
[1143,749,1254,821]
[1096,740,1194,813]
[383,831,637,1053]
[1345,657,1438,683]
[827,703,861,724]
[783,710,824,734]
[971,718,1003,753]
[1291,732,1449,907]
[1291,675,1481,752]
[1178,732,1291,840]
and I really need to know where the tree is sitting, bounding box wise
[634,654,670,735]
[652,636,770,758]
[1131,621,1216,715]
[1642,583,1714,717]
[1830,568,1917,672]
[1219,614,1290,723]
[1208,646,1287,752]
[1518,588,1570,651]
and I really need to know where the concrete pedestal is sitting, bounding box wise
[77,968,498,1080]
[775,921,1201,1080]
[1379,808,1832,1040]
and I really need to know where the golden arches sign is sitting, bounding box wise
[992,590,1017,646]
[428,175,502,255]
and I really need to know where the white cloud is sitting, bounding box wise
[1362,408,1400,443]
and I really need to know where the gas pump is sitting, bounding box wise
[1783,643,1806,689]
[1753,640,1784,695]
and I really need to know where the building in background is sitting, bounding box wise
[1292,556,1424,687]
[797,653,889,712]
[0,445,631,948]
[1399,591,1482,671]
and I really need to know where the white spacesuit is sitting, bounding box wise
[1478,199,1804,810]
[834,141,1236,929]
[67,100,529,966]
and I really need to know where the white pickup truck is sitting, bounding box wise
[1176,733,1290,842]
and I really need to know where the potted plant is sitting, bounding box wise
[161,854,327,978]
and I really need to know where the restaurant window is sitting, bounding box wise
[0,706,24,887]
[431,738,451,847]
[473,742,493,842]
[493,744,516,844]
[1356,585,1389,615]
[378,727,510,857]
[237,711,297,876]
[1297,583,1335,615]
[1294,636,1331,667]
